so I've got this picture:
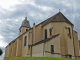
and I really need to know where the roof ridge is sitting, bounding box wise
[60,12,68,21]
[59,12,65,21]
[60,12,73,25]
[42,12,59,26]
[42,12,73,26]
[51,12,60,22]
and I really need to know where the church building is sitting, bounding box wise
[5,11,80,59]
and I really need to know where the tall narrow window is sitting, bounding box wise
[45,29,47,39]
[24,36,27,46]
[51,45,54,53]
[68,28,71,39]
[49,29,52,36]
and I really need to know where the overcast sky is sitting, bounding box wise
[0,0,80,60]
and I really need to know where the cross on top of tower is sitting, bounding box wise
[25,12,27,20]
[59,9,60,12]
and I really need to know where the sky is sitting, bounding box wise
[0,0,80,60]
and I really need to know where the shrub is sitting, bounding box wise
[0,48,3,56]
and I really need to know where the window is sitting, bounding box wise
[49,29,52,36]
[45,29,47,39]
[68,28,71,39]
[51,45,54,53]
[26,29,28,32]
[24,36,27,46]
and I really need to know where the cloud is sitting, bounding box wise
[27,1,53,12]
[0,41,7,47]
[0,35,7,47]
[0,20,3,23]
[0,35,3,39]
[0,0,22,10]
[28,11,49,20]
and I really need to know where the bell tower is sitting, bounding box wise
[18,17,31,36]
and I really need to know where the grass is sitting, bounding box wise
[3,56,80,60]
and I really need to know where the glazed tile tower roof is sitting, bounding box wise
[21,17,31,28]
[42,12,73,26]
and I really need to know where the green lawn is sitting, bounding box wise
[3,56,79,60]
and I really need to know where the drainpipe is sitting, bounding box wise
[43,42,45,57]
[72,25,76,59]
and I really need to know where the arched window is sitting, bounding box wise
[45,29,47,39]
[68,28,71,39]
[24,36,27,46]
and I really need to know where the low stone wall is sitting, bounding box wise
[72,56,75,59]
[44,52,61,58]
[75,56,80,59]
[32,53,43,57]
[61,55,76,59]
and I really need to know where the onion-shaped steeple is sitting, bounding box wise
[20,17,31,28]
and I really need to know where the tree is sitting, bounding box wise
[0,48,3,56]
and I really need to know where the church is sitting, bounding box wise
[5,11,80,59]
